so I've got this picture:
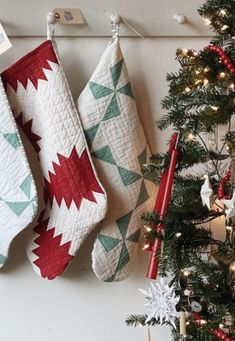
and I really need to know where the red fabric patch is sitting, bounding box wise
[45,147,104,209]
[33,218,73,280]
[16,113,41,153]
[2,40,58,91]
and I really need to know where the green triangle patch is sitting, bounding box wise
[110,59,124,88]
[138,148,147,166]
[104,274,116,282]
[118,166,142,186]
[31,196,37,213]
[115,243,130,273]
[84,124,100,148]
[117,82,134,98]
[20,175,32,198]
[136,181,149,208]
[2,133,20,150]
[89,81,114,100]
[5,201,31,216]
[127,229,141,243]
[102,94,121,121]
[92,145,117,165]
[32,203,37,214]
[0,254,6,265]
[98,234,121,252]
[116,211,133,239]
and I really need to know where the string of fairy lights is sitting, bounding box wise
[140,7,235,340]
[202,7,231,32]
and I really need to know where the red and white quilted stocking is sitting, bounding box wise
[2,40,107,279]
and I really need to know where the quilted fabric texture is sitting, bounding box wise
[2,40,107,279]
[78,38,155,282]
[0,78,37,267]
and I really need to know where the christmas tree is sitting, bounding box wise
[126,1,235,340]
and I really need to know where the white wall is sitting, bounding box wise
[0,36,210,341]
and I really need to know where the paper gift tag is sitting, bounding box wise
[53,8,84,24]
[0,22,11,55]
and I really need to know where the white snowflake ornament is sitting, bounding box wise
[222,190,235,219]
[139,278,179,327]
[200,176,213,209]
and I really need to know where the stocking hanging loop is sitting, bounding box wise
[110,13,121,40]
[46,12,57,40]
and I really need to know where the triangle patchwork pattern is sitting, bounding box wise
[98,147,152,281]
[89,81,113,100]
[110,59,124,88]
[136,181,149,208]
[127,229,141,243]
[115,243,130,273]
[117,83,134,98]
[20,175,32,199]
[5,201,32,216]
[105,274,116,282]
[117,166,142,186]
[116,211,132,239]
[103,210,142,281]
[87,58,135,140]
[0,254,6,265]
[138,147,147,166]
[2,133,20,150]
[98,234,120,252]
[92,145,117,165]
[102,94,121,121]
[84,124,100,148]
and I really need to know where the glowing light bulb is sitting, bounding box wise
[219,72,226,78]
[204,18,211,26]
[210,105,219,111]
[144,225,152,232]
[176,232,182,238]
[226,225,233,232]
[203,78,209,86]
[142,243,149,250]
[200,319,207,325]
[185,87,191,92]
[182,269,190,276]
[219,9,227,16]
[219,323,224,329]
[221,24,229,31]
[204,67,209,72]
[182,48,188,55]
[187,133,195,141]
[229,83,235,90]
[193,51,198,56]
[230,262,235,272]
[195,70,200,75]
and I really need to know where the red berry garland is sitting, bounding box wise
[192,313,235,341]
[204,45,235,75]
[218,169,231,199]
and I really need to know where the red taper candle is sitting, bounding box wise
[147,137,179,279]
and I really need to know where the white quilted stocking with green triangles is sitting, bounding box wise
[78,38,155,282]
[0,78,37,267]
